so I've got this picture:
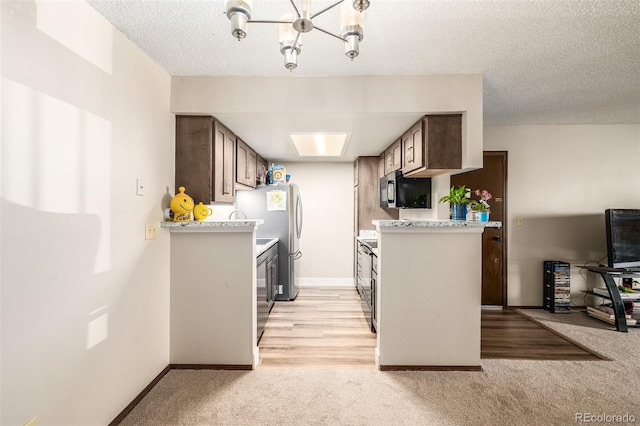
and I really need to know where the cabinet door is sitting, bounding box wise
[402,120,423,174]
[212,122,236,203]
[354,186,359,235]
[236,138,256,188]
[403,115,462,177]
[384,138,402,174]
[269,253,279,304]
[354,158,359,187]
[256,154,268,186]
[256,256,268,343]
[378,154,385,178]
[384,147,394,175]
[247,149,257,186]
[236,139,248,186]
[391,139,402,171]
[175,116,213,204]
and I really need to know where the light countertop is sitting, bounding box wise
[256,238,279,257]
[374,219,501,228]
[161,219,264,232]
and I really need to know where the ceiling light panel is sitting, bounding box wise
[289,132,351,157]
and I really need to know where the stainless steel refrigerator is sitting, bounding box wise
[236,184,303,301]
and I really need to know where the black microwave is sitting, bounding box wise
[380,171,432,209]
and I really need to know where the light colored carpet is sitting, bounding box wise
[120,310,640,425]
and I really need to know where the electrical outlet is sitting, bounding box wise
[517,217,524,226]
[145,222,158,240]
[24,417,37,426]
[136,178,144,196]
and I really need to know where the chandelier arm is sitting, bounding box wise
[248,20,291,24]
[310,0,345,20]
[288,0,302,18]
[313,25,347,42]
[292,30,302,49]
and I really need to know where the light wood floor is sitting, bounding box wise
[258,286,601,368]
[258,286,377,368]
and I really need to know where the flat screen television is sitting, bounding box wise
[605,209,640,269]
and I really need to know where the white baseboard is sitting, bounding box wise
[297,277,354,287]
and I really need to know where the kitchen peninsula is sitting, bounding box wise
[161,218,500,371]
[373,219,501,370]
[161,220,264,369]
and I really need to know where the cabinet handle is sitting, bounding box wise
[493,236,502,241]
[408,146,413,162]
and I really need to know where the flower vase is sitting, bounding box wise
[451,204,467,221]
[478,211,490,222]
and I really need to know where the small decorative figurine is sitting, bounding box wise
[193,202,213,221]
[170,186,195,222]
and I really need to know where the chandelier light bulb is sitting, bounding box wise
[226,0,253,40]
[279,14,302,71]
[283,47,299,71]
[353,0,370,12]
[341,0,364,59]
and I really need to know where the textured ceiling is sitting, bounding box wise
[86,0,640,159]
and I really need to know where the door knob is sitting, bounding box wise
[493,236,502,241]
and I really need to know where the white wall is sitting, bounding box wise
[171,74,484,171]
[484,125,640,307]
[1,1,174,424]
[201,163,354,285]
[285,163,354,285]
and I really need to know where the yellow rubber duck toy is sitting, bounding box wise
[193,202,213,221]
[170,186,195,222]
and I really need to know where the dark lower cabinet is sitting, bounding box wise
[356,240,376,333]
[267,251,278,310]
[256,253,269,344]
[257,243,279,344]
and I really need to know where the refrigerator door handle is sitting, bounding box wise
[296,193,303,239]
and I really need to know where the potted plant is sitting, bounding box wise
[468,189,492,222]
[439,185,470,220]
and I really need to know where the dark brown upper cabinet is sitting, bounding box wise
[402,115,462,177]
[236,137,257,189]
[256,154,268,187]
[378,153,385,178]
[384,138,402,175]
[175,116,236,204]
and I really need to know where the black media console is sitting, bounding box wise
[586,266,640,332]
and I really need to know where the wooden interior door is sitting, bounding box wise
[451,151,507,306]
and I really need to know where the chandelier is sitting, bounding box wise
[225,0,371,71]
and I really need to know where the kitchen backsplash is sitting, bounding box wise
[205,204,238,221]
[358,230,377,239]
[399,208,437,221]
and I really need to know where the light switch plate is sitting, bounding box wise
[136,178,144,196]
[145,222,157,240]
